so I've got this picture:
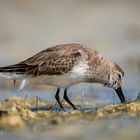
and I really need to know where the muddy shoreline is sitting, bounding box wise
[0,96,140,132]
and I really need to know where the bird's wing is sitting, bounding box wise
[0,44,83,76]
[0,63,31,74]
[26,48,82,76]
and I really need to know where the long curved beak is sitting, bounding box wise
[115,86,126,103]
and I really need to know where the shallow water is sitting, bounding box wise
[0,87,140,140]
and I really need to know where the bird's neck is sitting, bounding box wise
[85,58,113,85]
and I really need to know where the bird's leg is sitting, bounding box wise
[13,79,16,87]
[64,88,77,110]
[55,88,64,109]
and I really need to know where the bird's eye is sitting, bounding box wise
[104,82,108,86]
[118,74,121,79]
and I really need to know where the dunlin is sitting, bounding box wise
[0,44,125,109]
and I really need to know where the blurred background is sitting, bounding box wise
[0,1,140,140]
[0,0,140,101]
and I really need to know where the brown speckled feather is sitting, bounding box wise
[0,44,97,76]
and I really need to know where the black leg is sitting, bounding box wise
[64,88,77,110]
[55,88,64,109]
[13,79,16,87]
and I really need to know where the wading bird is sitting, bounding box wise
[0,44,125,109]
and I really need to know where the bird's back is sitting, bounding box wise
[0,44,100,77]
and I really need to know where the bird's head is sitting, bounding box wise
[105,63,124,89]
[104,63,125,103]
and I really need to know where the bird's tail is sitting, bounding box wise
[0,63,30,79]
